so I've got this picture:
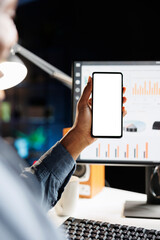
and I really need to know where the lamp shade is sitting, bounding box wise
[0,55,27,90]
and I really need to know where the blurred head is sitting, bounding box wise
[0,0,18,62]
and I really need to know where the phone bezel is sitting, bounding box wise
[91,71,123,138]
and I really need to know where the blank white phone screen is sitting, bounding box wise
[92,72,122,137]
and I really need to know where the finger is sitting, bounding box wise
[88,98,92,105]
[123,96,127,104]
[123,106,127,117]
[123,87,126,94]
[79,76,92,104]
[88,98,92,109]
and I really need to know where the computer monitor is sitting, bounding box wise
[72,61,160,218]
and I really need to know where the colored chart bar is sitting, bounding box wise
[96,144,101,158]
[96,148,98,157]
[145,142,148,159]
[126,144,129,158]
[136,144,138,158]
[96,142,148,160]
[133,81,160,96]
[115,149,117,158]
[134,144,138,158]
[114,146,119,158]
[115,146,119,158]
[98,144,100,157]
[108,144,110,158]
[117,146,119,158]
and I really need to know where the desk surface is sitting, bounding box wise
[48,187,160,231]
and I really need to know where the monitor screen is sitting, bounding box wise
[72,61,160,166]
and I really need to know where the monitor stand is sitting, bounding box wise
[124,166,160,219]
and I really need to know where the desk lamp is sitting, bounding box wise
[0,54,27,90]
[0,43,72,90]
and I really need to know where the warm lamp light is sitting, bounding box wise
[0,55,27,90]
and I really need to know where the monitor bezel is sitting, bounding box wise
[72,60,160,166]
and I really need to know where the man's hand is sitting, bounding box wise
[60,76,94,160]
[72,76,95,146]
[61,76,127,160]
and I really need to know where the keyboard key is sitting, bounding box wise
[87,220,97,225]
[120,225,129,230]
[61,217,158,240]
[92,225,100,230]
[136,227,145,233]
[148,229,157,235]
[102,222,110,228]
[85,224,93,229]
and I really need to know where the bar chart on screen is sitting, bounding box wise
[132,80,160,96]
[127,77,160,112]
[94,142,148,159]
[80,138,154,162]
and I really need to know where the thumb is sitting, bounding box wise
[79,76,92,105]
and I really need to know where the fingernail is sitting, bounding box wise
[88,76,91,83]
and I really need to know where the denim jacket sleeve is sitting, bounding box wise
[21,142,76,209]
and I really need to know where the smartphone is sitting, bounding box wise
[92,72,123,138]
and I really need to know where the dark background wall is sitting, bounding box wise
[6,0,160,193]
[16,1,160,65]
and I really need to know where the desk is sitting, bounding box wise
[48,187,160,230]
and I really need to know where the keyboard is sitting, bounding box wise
[61,217,160,240]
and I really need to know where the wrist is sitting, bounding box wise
[60,127,89,161]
